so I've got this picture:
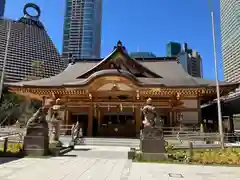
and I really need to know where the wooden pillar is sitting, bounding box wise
[97,108,101,131]
[87,105,93,136]
[197,97,202,124]
[229,115,234,133]
[169,111,173,127]
[65,110,71,135]
[135,105,141,137]
[172,111,176,127]
[66,110,70,125]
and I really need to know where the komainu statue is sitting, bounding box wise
[24,106,49,156]
[26,107,48,128]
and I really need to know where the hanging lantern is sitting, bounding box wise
[108,104,110,112]
[89,93,92,100]
[120,103,123,112]
[136,90,140,100]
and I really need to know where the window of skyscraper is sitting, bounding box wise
[83,20,92,24]
[84,31,93,36]
[83,37,92,42]
[84,14,93,19]
[85,3,94,8]
[82,43,92,48]
[84,26,92,30]
[84,9,94,14]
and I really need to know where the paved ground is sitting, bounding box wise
[0,146,240,180]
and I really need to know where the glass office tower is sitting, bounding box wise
[166,42,182,57]
[0,0,6,17]
[220,0,240,82]
[62,0,102,65]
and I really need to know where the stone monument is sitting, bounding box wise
[140,98,166,160]
[23,106,49,156]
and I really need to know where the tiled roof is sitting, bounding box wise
[5,42,239,89]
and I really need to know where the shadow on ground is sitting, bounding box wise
[60,154,77,157]
[73,148,91,151]
[0,157,21,165]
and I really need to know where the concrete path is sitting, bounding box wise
[0,146,240,180]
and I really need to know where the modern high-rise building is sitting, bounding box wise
[220,0,240,82]
[62,0,102,65]
[166,42,203,78]
[0,0,6,17]
[129,52,156,58]
[166,42,182,57]
[0,3,64,82]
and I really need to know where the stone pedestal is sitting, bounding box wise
[140,126,166,160]
[23,120,49,156]
[141,139,165,153]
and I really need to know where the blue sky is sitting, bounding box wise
[5,0,223,80]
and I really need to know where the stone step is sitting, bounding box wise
[59,136,140,147]
[83,140,139,144]
[83,138,139,143]
[76,143,139,148]
[82,140,140,144]
[76,138,140,147]
[81,141,139,145]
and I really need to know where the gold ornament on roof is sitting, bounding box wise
[176,92,181,100]
[111,83,120,91]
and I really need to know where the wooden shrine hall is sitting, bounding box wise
[6,41,239,137]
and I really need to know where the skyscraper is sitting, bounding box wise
[166,42,203,78]
[220,0,240,82]
[62,0,102,65]
[166,42,182,57]
[0,3,64,82]
[129,52,156,58]
[0,0,6,17]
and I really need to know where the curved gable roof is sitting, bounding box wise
[5,41,239,90]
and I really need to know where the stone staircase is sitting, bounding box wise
[75,137,140,148]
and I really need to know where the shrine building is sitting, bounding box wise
[5,41,239,137]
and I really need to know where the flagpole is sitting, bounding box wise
[209,0,224,149]
[0,21,12,100]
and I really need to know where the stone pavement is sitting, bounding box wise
[0,146,240,180]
